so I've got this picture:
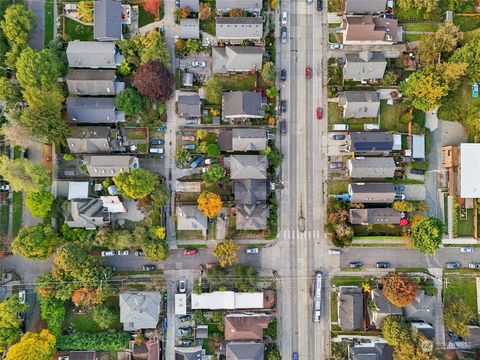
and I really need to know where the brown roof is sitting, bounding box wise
[344,16,398,43]
[224,315,270,341]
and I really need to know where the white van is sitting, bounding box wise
[328,249,341,255]
[332,124,349,131]
[149,147,164,154]
[281,11,287,25]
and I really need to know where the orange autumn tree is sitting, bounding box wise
[382,272,418,307]
[143,0,160,17]
[197,191,222,218]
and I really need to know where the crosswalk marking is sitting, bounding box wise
[282,229,323,240]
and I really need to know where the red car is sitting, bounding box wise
[183,248,199,255]
[182,135,196,141]
[305,66,312,79]
[316,107,323,119]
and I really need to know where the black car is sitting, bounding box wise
[349,261,363,268]
[280,120,287,135]
[179,315,191,323]
[317,0,323,10]
[178,327,193,335]
[332,134,345,140]
[135,249,145,256]
[151,139,165,145]
[410,168,425,175]
[376,262,390,268]
[445,261,461,269]
[281,100,287,113]
[281,69,287,82]
[142,265,156,271]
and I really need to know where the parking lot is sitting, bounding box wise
[327,132,350,156]
[178,53,212,81]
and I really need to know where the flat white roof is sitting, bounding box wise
[392,134,402,151]
[68,181,89,200]
[191,291,263,310]
[412,134,425,159]
[175,294,187,315]
[460,143,480,198]
[234,292,264,308]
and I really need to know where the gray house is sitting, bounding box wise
[66,198,109,229]
[179,0,199,11]
[176,205,208,237]
[66,70,124,96]
[83,155,139,177]
[175,346,204,360]
[223,91,264,121]
[237,203,268,230]
[349,132,394,153]
[66,97,125,124]
[349,208,402,225]
[226,342,264,360]
[370,290,402,328]
[94,0,122,41]
[178,94,201,117]
[179,18,200,39]
[348,339,393,360]
[347,157,396,178]
[343,52,387,80]
[219,128,267,152]
[67,41,122,69]
[345,0,386,14]
[119,292,161,331]
[348,183,396,204]
[212,46,264,73]
[216,0,262,14]
[340,91,380,118]
[233,179,267,204]
[67,127,112,154]
[216,17,263,43]
[338,287,363,330]
[230,155,267,180]
[403,290,435,324]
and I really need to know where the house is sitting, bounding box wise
[66,70,124,96]
[219,128,267,152]
[347,157,396,178]
[348,183,396,204]
[216,0,262,14]
[343,52,387,80]
[226,342,264,360]
[195,325,209,339]
[442,143,480,198]
[223,91,264,121]
[179,18,200,39]
[403,290,435,324]
[82,155,139,177]
[338,287,364,330]
[100,195,127,213]
[411,134,425,160]
[66,41,122,69]
[369,290,402,327]
[179,0,199,12]
[128,340,160,360]
[176,205,208,238]
[212,46,264,73]
[216,17,263,43]
[340,91,380,118]
[233,179,267,204]
[229,155,267,180]
[224,314,270,341]
[67,127,112,154]
[411,322,435,340]
[66,198,110,229]
[348,338,394,360]
[349,208,401,225]
[66,97,125,124]
[349,132,394,153]
[175,346,205,360]
[191,291,265,310]
[94,0,122,41]
[119,291,161,331]
[178,94,201,117]
[344,0,386,14]
[236,203,268,230]
[343,16,399,45]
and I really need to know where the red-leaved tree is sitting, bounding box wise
[133,60,174,101]
[143,0,160,18]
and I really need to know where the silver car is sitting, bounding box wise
[192,60,206,68]
[179,278,187,293]
[281,27,288,43]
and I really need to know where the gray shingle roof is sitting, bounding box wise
[179,0,199,11]
[236,203,268,230]
[338,287,364,330]
[175,346,203,360]
[233,179,267,204]
[66,97,124,124]
[66,41,121,69]
[216,0,262,12]
[66,70,122,96]
[230,155,267,179]
[83,155,137,177]
[348,183,396,204]
[344,52,387,80]
[349,208,401,225]
[347,157,396,178]
[119,292,161,331]
[178,94,201,117]
[179,18,200,39]
[94,0,122,41]
[223,91,264,119]
[67,126,111,154]
[212,46,264,73]
[66,198,108,229]
[350,132,394,152]
[403,290,435,324]
[349,341,394,360]
[226,342,264,360]
[232,128,267,151]
[216,17,263,40]
[341,91,380,118]
[345,0,386,14]
[176,205,208,235]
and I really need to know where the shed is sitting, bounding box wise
[175,294,187,315]
[411,134,425,160]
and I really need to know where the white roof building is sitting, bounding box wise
[191,291,264,310]
[100,196,126,213]
[175,294,187,315]
[68,182,90,200]
[460,143,480,198]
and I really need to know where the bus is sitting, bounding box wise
[313,271,322,323]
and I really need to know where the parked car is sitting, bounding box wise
[329,162,343,169]
[349,261,363,268]
[178,339,193,346]
[307,0,313,4]
[149,147,164,154]
[183,248,199,255]
[185,118,198,125]
[179,315,191,323]
[281,11,288,24]
[305,66,312,79]
[332,134,345,140]
[281,100,287,113]
[246,248,259,254]
[280,120,287,135]
[179,278,187,293]
[22,148,29,159]
[101,250,115,257]
[332,124,349,131]
[134,249,144,256]
[293,353,298,360]
[316,107,323,119]
[151,139,165,145]
[329,43,344,50]
[0,184,9,191]
[192,60,207,68]
[182,135,195,141]
[281,27,288,43]
[142,265,156,271]
[182,144,196,150]
[328,249,341,255]
[190,156,205,169]
[473,83,479,98]
[205,158,218,165]
[460,247,474,253]
[468,262,480,269]
[281,69,287,82]
[376,262,390,268]
[445,261,461,269]
[410,168,425,175]
[394,185,405,192]
[394,194,406,200]
[317,0,322,10]
[18,290,26,304]
[178,327,192,335]
[118,250,130,256]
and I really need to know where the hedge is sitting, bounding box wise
[57,331,130,351]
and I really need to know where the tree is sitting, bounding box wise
[16,48,64,89]
[21,85,64,109]
[204,77,222,104]
[133,60,174,101]
[392,200,415,212]
[176,147,189,163]
[196,129,208,140]
[116,88,143,116]
[93,305,117,330]
[262,145,283,169]
[444,297,473,338]
[382,272,418,307]
[185,39,202,54]
[113,168,158,199]
[394,340,437,360]
[198,3,212,20]
[396,0,438,13]
[0,156,51,193]
[12,224,60,259]
[77,1,94,23]
[203,164,225,183]
[417,22,463,65]
[37,295,64,337]
[382,315,412,346]
[20,105,68,144]
[143,0,160,17]
[0,121,38,148]
[4,330,56,360]
[265,86,278,98]
[197,191,222,218]
[270,0,279,10]
[0,77,21,105]
[0,297,29,351]
[213,239,240,267]
[261,62,277,84]
[138,31,171,67]
[410,216,444,254]
[71,286,110,307]
[142,238,169,261]
[180,6,191,18]
[380,71,398,86]
[232,265,257,291]
[229,8,245,16]
[57,331,130,351]
[450,37,480,81]
[25,191,54,218]
[266,347,281,360]
[206,143,220,157]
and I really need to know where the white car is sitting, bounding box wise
[329,43,344,50]
[246,248,260,254]
[192,60,206,68]
[460,247,474,253]
[101,250,115,257]
[468,262,480,269]
[118,250,130,256]
[328,249,341,255]
[0,184,9,191]
[18,290,26,304]
[281,11,288,25]
[178,278,187,293]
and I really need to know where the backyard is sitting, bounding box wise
[457,208,474,236]
[64,297,122,332]
[443,271,477,313]
[380,101,407,133]
[215,74,257,92]
[0,199,8,240]
[454,15,480,32]
[64,17,94,41]
[402,22,439,32]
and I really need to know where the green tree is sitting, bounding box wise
[0,76,21,105]
[444,297,473,338]
[176,147,189,163]
[261,61,277,84]
[113,168,158,199]
[22,85,64,109]
[266,347,281,360]
[204,77,222,104]
[16,48,63,89]
[142,238,169,261]
[25,191,54,218]
[0,297,29,351]
[20,104,68,144]
[92,305,117,330]
[265,86,278,98]
[397,0,438,13]
[115,88,143,116]
[139,30,171,68]
[232,265,257,292]
[410,216,444,254]
[4,329,56,360]
[262,146,283,169]
[186,39,202,54]
[417,22,463,65]
[206,143,220,157]
[37,294,64,337]
[203,164,225,183]
[12,224,60,260]
[382,315,412,346]
[0,156,51,193]
[57,332,130,351]
[380,71,398,86]
[450,36,480,81]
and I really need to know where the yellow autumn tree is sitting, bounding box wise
[5,329,56,360]
[197,191,222,218]
[154,226,166,240]
[213,239,240,267]
[77,1,94,23]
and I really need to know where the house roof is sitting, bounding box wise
[67,127,111,154]
[349,208,401,225]
[411,322,435,340]
[94,0,122,41]
[341,91,380,118]
[176,181,202,192]
[345,0,386,14]
[175,346,203,360]
[178,95,201,116]
[218,129,233,151]
[83,155,137,177]
[226,342,264,360]
[119,292,161,331]
[68,182,90,200]
[232,128,267,151]
[66,70,123,96]
[347,157,396,178]
[236,203,268,230]
[373,290,402,316]
[216,17,263,40]
[66,198,108,229]
[67,41,121,69]
[344,16,399,43]
[460,143,480,198]
[179,18,200,39]
[224,314,270,341]
[344,52,387,80]
[176,205,208,235]
[195,325,208,339]
[348,183,396,204]
[349,340,394,360]
[223,91,264,118]
[179,0,199,11]
[350,131,394,152]
[338,287,364,330]
[212,46,264,73]
[403,290,435,324]
[411,134,425,160]
[191,291,264,310]
[230,155,267,179]
[216,0,262,11]
[100,196,126,213]
[66,97,125,124]
[233,179,267,205]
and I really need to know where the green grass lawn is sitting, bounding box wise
[328,65,343,86]
[404,33,423,42]
[12,192,22,237]
[13,146,21,160]
[458,208,475,236]
[330,292,338,322]
[0,201,9,238]
[328,102,343,127]
[347,118,376,131]
[444,273,477,313]
[328,0,343,12]
[454,15,480,32]
[65,297,122,332]
[328,179,349,195]
[331,276,366,287]
[402,22,439,32]
[215,74,256,92]
[44,0,54,46]
[138,6,156,27]
[64,17,94,41]
[176,230,204,240]
[352,224,403,236]
[328,33,338,43]
[200,18,216,36]
[380,100,408,133]
[329,23,341,28]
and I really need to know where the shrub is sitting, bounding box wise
[57,332,130,351]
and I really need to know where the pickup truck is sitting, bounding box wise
[191,156,205,168]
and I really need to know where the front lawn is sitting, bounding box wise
[331,276,366,287]
[454,15,480,32]
[328,33,338,43]
[200,19,216,36]
[328,179,349,195]
[402,22,439,32]
[12,192,22,237]
[443,272,477,313]
[457,208,474,236]
[328,0,343,12]
[328,102,343,127]
[176,230,204,240]
[0,200,9,239]
[64,17,94,41]
[352,224,403,236]
[44,0,54,45]
[330,292,338,322]
[138,6,156,27]
[215,74,256,91]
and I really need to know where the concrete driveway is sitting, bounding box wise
[327,133,349,156]
[178,53,212,81]
[403,184,426,201]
